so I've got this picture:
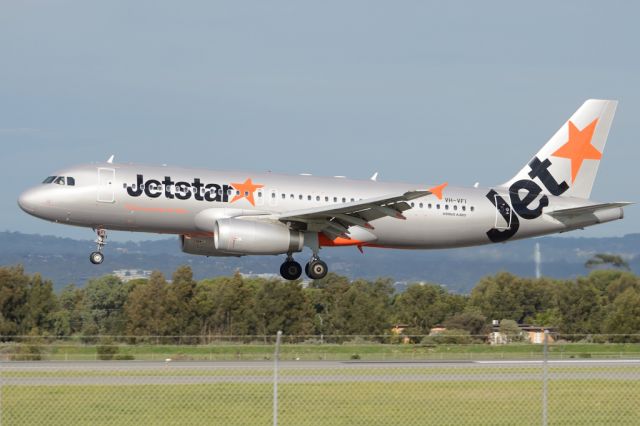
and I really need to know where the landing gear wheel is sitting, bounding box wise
[90,251,104,265]
[90,228,107,265]
[280,261,303,280]
[306,259,328,280]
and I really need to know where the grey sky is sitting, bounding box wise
[1,1,638,241]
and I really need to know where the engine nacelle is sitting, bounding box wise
[180,235,242,257]
[214,218,304,255]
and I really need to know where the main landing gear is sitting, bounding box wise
[89,228,107,265]
[280,252,329,281]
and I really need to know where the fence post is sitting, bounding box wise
[542,330,549,426]
[273,330,282,426]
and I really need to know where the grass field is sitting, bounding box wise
[3,364,640,425]
[3,376,639,425]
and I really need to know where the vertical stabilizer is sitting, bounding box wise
[503,99,617,199]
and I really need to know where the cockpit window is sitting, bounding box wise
[42,176,76,185]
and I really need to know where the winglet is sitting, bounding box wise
[107,155,115,164]
[428,182,448,200]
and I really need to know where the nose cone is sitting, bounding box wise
[18,188,41,214]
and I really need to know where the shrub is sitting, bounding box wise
[114,353,135,360]
[96,339,119,360]
[11,342,44,361]
[421,329,472,345]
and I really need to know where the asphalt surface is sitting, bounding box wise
[2,359,639,386]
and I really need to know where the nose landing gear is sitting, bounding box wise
[89,228,107,265]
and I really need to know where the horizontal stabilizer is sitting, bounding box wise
[547,202,633,219]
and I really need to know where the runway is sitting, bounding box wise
[3,359,639,386]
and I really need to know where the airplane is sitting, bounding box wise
[18,99,631,280]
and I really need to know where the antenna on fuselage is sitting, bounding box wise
[370,172,378,181]
[107,155,115,164]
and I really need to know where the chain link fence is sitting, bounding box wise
[1,334,639,425]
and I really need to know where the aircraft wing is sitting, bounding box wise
[277,189,433,240]
[547,202,633,219]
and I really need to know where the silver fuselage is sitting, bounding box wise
[17,162,622,250]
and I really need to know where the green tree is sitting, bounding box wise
[555,278,604,335]
[169,266,199,337]
[124,272,175,338]
[394,283,460,334]
[50,284,86,336]
[0,265,30,336]
[0,266,57,336]
[81,275,132,336]
[585,253,630,270]
[194,273,257,337]
[22,273,57,334]
[499,319,524,343]
[254,279,314,336]
[443,311,488,336]
[602,287,640,341]
[330,278,394,336]
[469,273,556,324]
[306,273,351,335]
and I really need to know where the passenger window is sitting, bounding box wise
[411,202,415,207]
[350,198,355,202]
[307,195,311,201]
[436,204,440,209]
[342,197,346,203]
[333,197,338,202]
[445,205,449,210]
[453,205,457,211]
[325,196,329,202]
[419,203,423,208]
[470,206,475,212]
[299,194,303,200]
[258,191,262,198]
[271,192,276,198]
[462,206,466,211]
[281,193,286,199]
[316,196,320,201]
[290,194,294,199]
[428,203,432,209]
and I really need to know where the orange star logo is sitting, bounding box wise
[230,178,264,206]
[551,118,601,183]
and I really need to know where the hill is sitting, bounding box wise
[1,231,639,293]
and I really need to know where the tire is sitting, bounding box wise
[90,251,104,265]
[306,259,328,280]
[280,261,302,280]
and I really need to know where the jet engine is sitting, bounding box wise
[214,218,304,255]
[180,235,242,257]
